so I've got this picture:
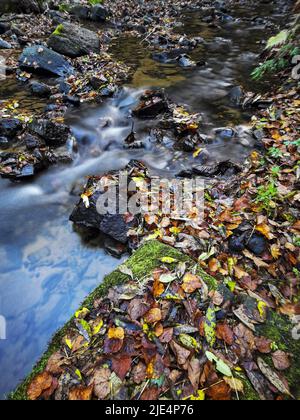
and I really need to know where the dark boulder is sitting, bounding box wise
[29,81,52,97]
[70,189,135,244]
[69,5,91,20]
[29,119,70,147]
[0,0,43,14]
[0,118,22,138]
[247,234,268,256]
[177,161,242,178]
[19,45,74,77]
[90,5,110,22]
[133,90,169,119]
[48,23,100,58]
[24,133,44,150]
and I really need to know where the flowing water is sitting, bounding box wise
[0,0,290,398]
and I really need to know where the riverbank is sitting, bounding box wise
[1,0,299,400]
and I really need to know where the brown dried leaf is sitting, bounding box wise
[27,371,53,400]
[144,308,162,324]
[170,340,191,365]
[112,355,132,380]
[272,351,291,371]
[69,385,93,401]
[182,273,202,294]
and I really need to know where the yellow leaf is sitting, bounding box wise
[193,148,203,158]
[256,223,274,240]
[65,338,73,350]
[271,244,281,260]
[190,390,205,401]
[92,319,104,336]
[258,301,267,318]
[108,327,125,340]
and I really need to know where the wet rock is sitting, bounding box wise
[0,38,12,49]
[24,134,44,151]
[247,233,267,256]
[177,134,199,152]
[19,45,74,77]
[0,118,22,138]
[89,74,108,90]
[228,233,247,253]
[0,0,43,14]
[90,5,110,22]
[177,161,242,178]
[69,5,91,20]
[48,23,100,58]
[29,81,52,97]
[152,48,189,64]
[63,95,81,107]
[100,214,133,244]
[176,54,197,68]
[70,192,135,244]
[228,85,244,106]
[29,119,70,147]
[228,223,268,256]
[215,128,237,140]
[133,90,169,119]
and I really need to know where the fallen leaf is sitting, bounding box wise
[224,377,244,393]
[144,308,162,324]
[27,372,54,400]
[188,358,201,391]
[92,367,111,400]
[69,386,93,401]
[257,357,292,397]
[132,362,147,385]
[206,381,231,400]
[108,327,125,340]
[204,305,217,347]
[272,351,291,371]
[216,323,234,346]
[182,273,202,294]
[112,355,132,380]
[170,340,191,365]
[255,337,272,354]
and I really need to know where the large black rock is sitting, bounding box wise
[48,23,100,58]
[19,45,74,77]
[0,118,22,138]
[29,119,70,147]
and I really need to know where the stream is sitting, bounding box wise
[0,0,290,399]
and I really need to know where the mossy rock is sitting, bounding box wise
[9,240,217,400]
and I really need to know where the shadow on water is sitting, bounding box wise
[0,0,290,398]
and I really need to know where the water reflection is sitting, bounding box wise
[0,183,123,399]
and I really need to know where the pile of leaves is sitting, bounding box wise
[25,252,297,401]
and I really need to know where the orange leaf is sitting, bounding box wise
[108,327,125,340]
[182,273,202,294]
[144,308,162,324]
[69,386,93,401]
[27,372,54,400]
